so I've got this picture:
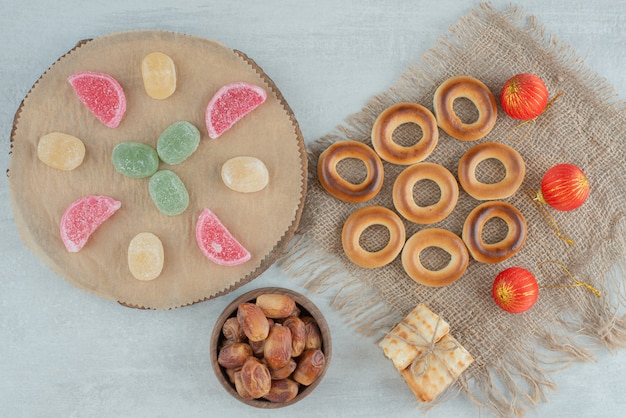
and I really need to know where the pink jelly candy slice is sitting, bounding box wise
[68,71,127,128]
[205,82,267,139]
[195,208,251,266]
[60,195,122,252]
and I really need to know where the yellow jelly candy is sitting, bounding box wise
[221,156,269,193]
[141,52,176,100]
[37,132,86,171]
[127,232,165,281]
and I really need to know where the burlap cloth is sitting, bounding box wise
[278,3,626,416]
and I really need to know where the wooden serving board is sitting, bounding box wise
[8,31,307,309]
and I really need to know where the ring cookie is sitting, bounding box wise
[393,162,458,224]
[401,228,469,287]
[318,141,384,203]
[462,201,527,264]
[458,142,525,200]
[433,76,497,141]
[342,206,406,268]
[371,103,438,165]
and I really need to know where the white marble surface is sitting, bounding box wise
[1,1,624,417]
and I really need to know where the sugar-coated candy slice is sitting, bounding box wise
[37,132,85,171]
[148,170,189,216]
[60,195,121,252]
[205,82,267,139]
[127,232,164,281]
[195,208,251,266]
[141,52,176,100]
[156,121,201,165]
[68,71,126,128]
[112,142,159,178]
[221,156,269,193]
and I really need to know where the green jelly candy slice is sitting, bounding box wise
[148,170,189,216]
[112,142,159,178]
[157,121,201,165]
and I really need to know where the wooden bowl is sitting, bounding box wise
[210,287,332,408]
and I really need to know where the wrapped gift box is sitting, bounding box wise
[379,303,473,402]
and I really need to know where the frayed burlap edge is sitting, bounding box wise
[278,2,626,417]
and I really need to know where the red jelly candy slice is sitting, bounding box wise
[205,82,267,139]
[60,195,122,252]
[195,208,251,266]
[68,71,127,128]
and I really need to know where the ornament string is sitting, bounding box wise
[525,189,575,245]
[509,119,535,143]
[543,91,563,113]
[538,260,601,298]
[509,91,563,143]
[393,317,459,378]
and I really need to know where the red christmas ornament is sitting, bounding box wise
[492,267,539,314]
[539,163,590,211]
[500,73,549,120]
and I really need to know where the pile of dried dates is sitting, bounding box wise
[217,293,326,403]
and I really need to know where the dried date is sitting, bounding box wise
[293,348,325,386]
[262,378,299,403]
[237,302,270,342]
[256,293,297,319]
[270,358,297,380]
[302,316,323,350]
[264,324,292,369]
[218,342,253,369]
[239,356,272,398]
[225,367,239,384]
[249,338,265,357]
[233,370,253,399]
[283,315,306,357]
[222,317,246,342]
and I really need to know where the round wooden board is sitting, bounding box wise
[8,31,307,309]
